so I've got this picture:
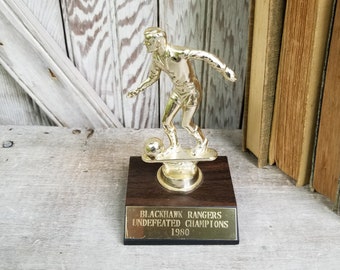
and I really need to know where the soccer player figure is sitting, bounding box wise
[127,27,236,157]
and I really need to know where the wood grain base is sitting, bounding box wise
[124,156,239,245]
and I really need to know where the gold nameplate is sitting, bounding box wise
[125,206,238,244]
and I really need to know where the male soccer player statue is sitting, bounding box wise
[127,27,236,157]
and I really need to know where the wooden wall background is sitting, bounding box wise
[0,0,250,129]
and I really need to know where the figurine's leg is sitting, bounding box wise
[182,105,207,156]
[162,97,181,150]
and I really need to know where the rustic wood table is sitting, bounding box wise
[1,126,339,269]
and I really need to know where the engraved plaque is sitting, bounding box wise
[125,206,238,244]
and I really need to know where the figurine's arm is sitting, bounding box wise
[186,49,237,82]
[127,62,161,98]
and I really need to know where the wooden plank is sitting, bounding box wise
[1,126,340,269]
[202,0,250,129]
[0,0,249,129]
[0,0,122,128]
[0,65,53,125]
[61,0,159,128]
[158,0,249,129]
[0,0,65,126]
[160,0,249,128]
[159,0,207,126]
[113,0,159,128]
[22,0,67,51]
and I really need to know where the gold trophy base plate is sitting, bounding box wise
[124,156,239,245]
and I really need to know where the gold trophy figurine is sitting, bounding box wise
[124,27,240,245]
[127,27,236,193]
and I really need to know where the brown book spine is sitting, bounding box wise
[243,0,285,167]
[269,0,333,185]
[313,0,340,202]
[242,0,255,152]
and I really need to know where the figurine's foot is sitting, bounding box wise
[191,139,208,156]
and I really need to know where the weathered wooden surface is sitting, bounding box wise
[0,0,121,128]
[159,0,249,129]
[61,0,159,128]
[202,0,249,129]
[159,0,207,125]
[1,126,339,269]
[0,0,65,126]
[0,0,249,128]
[0,65,53,125]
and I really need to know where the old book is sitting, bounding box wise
[243,0,285,167]
[312,0,340,203]
[269,0,333,186]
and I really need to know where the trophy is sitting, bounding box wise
[124,27,239,244]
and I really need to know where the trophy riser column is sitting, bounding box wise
[157,161,203,193]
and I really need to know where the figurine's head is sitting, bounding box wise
[144,27,167,53]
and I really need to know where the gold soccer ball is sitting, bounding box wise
[144,137,164,158]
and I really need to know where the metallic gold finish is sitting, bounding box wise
[128,27,236,193]
[157,163,203,193]
[125,206,238,242]
[142,145,217,193]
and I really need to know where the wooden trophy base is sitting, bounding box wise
[124,156,239,245]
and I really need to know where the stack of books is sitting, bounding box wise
[243,0,339,208]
